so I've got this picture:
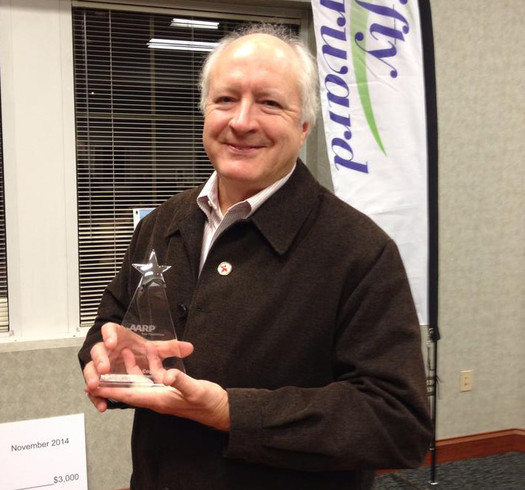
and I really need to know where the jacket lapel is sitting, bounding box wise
[162,160,322,274]
[250,161,322,256]
[164,187,207,281]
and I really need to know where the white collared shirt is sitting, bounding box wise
[196,165,295,273]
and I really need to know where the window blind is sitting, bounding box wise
[0,86,9,333]
[73,7,298,327]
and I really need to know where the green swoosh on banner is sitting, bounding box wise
[350,1,387,155]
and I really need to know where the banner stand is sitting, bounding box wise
[419,0,440,484]
[426,328,439,485]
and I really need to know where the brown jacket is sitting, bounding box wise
[79,161,432,489]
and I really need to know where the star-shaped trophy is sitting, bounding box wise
[99,250,185,387]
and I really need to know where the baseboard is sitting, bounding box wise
[378,428,524,474]
[421,428,525,466]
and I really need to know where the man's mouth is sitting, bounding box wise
[227,143,262,153]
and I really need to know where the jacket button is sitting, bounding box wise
[177,303,188,319]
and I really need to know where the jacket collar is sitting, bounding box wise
[165,160,322,257]
[249,161,321,255]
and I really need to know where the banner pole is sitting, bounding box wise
[420,0,440,483]
[427,329,439,485]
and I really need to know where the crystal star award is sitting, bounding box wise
[99,250,185,387]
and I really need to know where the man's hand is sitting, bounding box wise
[90,367,230,432]
[83,322,132,412]
[83,322,229,431]
[82,322,193,411]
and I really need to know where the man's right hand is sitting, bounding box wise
[83,322,134,411]
[83,322,194,412]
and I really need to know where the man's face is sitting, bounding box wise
[202,34,310,203]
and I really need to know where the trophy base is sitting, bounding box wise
[99,373,158,388]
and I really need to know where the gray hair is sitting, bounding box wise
[199,23,319,126]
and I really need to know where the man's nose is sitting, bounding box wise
[229,100,258,133]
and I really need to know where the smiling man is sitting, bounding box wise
[202,32,310,210]
[80,24,431,490]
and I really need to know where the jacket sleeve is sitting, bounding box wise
[225,239,432,471]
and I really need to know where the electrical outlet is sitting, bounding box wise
[460,370,473,392]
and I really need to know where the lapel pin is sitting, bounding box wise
[217,261,232,276]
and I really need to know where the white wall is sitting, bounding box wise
[0,0,79,341]
[432,0,525,438]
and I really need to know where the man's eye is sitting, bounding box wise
[216,96,233,104]
[263,100,280,108]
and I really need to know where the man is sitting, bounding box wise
[79,24,432,489]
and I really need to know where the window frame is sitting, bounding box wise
[0,80,9,334]
[0,0,310,344]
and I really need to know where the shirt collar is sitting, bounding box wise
[197,171,222,220]
[166,161,321,257]
[197,164,296,220]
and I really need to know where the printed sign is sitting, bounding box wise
[0,413,88,490]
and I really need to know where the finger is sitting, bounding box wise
[166,369,198,397]
[163,369,177,386]
[90,342,111,375]
[83,360,101,389]
[101,322,120,349]
[146,343,166,384]
[175,340,194,357]
[155,340,194,360]
[86,391,108,413]
[94,384,169,410]
[122,348,147,377]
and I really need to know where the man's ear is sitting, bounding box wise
[300,121,311,145]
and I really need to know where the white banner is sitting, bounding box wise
[312,0,429,324]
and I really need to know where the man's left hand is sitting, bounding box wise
[86,342,230,432]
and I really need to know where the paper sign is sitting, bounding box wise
[0,413,87,490]
[133,207,154,229]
